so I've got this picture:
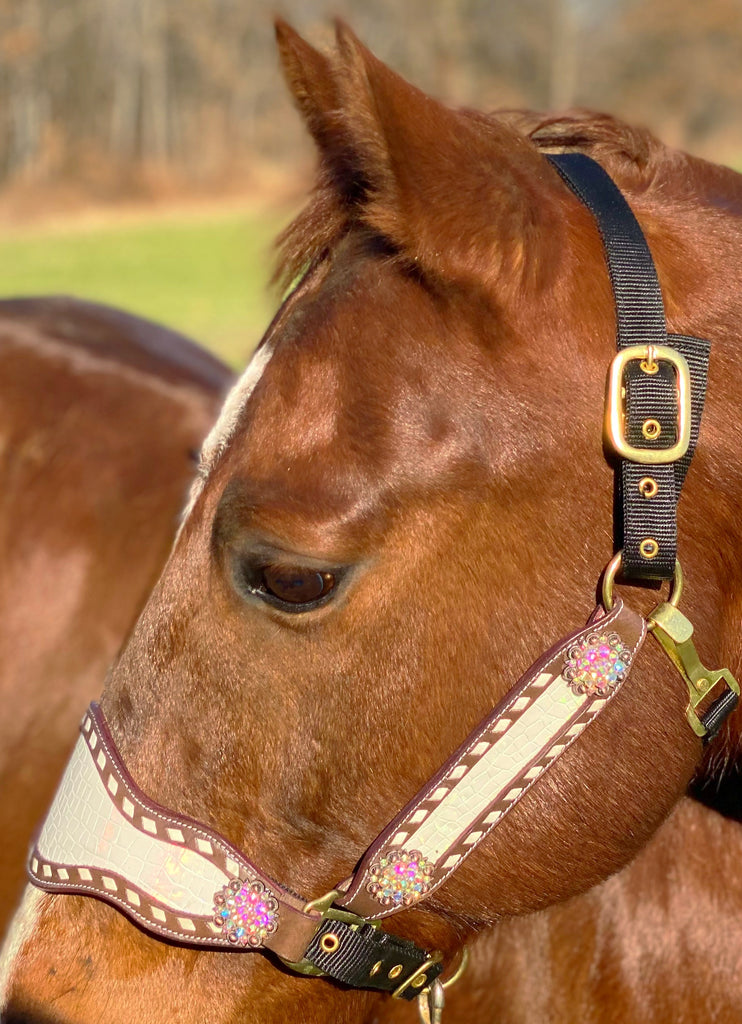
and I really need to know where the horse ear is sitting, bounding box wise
[332,21,560,288]
[275,20,341,154]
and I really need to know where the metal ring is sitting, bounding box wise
[601,551,683,611]
[441,947,469,991]
[639,538,660,560]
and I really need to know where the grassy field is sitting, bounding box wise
[0,202,295,369]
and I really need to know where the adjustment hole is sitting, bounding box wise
[369,960,382,977]
[320,933,340,954]
[639,538,659,559]
[388,964,404,979]
[639,477,659,499]
[642,419,662,440]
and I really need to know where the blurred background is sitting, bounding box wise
[1,0,741,369]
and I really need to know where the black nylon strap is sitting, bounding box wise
[304,919,442,1000]
[620,334,709,575]
[547,153,710,580]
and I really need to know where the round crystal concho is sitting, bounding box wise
[366,849,434,907]
[213,878,279,947]
[562,631,632,697]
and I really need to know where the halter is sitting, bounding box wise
[27,154,739,1023]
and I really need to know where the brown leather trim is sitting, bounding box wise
[339,599,646,919]
[28,705,320,962]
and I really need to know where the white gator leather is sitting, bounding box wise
[411,675,587,861]
[36,734,229,916]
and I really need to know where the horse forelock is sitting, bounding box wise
[275,103,667,294]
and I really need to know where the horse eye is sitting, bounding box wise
[259,565,337,606]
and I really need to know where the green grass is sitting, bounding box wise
[0,205,294,369]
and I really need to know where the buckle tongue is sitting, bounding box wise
[605,344,691,464]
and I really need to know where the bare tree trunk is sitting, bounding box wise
[106,0,140,161]
[549,0,578,110]
[140,0,169,164]
[6,0,45,179]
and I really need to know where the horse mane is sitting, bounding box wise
[275,106,667,290]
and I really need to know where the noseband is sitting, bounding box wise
[28,155,739,1022]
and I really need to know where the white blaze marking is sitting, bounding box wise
[199,340,276,474]
[179,340,275,526]
[0,885,46,1010]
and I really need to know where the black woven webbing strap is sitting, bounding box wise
[548,152,709,580]
[303,919,442,999]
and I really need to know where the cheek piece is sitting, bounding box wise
[27,155,738,1021]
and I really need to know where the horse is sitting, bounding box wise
[0,296,232,938]
[4,21,742,1023]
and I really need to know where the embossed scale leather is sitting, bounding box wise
[29,602,645,951]
[28,706,320,962]
[35,734,227,916]
[340,599,646,919]
[410,677,588,860]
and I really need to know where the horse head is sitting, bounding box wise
[4,22,742,1024]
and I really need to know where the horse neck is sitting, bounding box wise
[646,156,742,795]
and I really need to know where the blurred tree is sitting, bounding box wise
[582,0,742,154]
[0,0,739,200]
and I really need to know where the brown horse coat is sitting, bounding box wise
[4,24,742,1024]
[0,297,232,936]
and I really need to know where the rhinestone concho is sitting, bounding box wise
[213,878,279,947]
[366,849,434,907]
[562,631,632,697]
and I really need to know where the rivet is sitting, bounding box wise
[638,476,659,498]
[320,933,340,954]
[388,964,404,979]
[369,960,382,977]
[642,418,662,440]
[412,975,428,989]
[639,538,659,559]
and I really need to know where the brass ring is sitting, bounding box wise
[639,538,659,560]
[441,947,469,991]
[601,551,683,611]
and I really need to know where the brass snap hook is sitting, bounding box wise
[416,948,469,1024]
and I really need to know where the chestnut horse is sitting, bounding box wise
[0,297,231,937]
[4,23,742,1023]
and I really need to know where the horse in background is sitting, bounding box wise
[4,22,742,1023]
[0,297,232,937]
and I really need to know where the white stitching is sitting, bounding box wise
[356,600,638,919]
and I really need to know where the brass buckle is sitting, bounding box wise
[278,888,373,977]
[605,344,691,464]
[392,951,444,999]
